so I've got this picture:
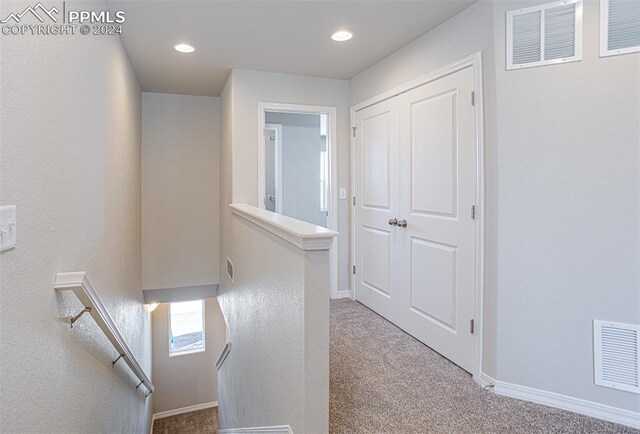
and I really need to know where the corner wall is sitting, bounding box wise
[142,93,220,290]
[229,69,351,292]
[151,299,227,413]
[349,0,639,415]
[0,2,151,431]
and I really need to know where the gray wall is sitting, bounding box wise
[151,299,227,413]
[492,0,639,412]
[265,112,326,227]
[350,0,639,412]
[0,0,151,431]
[142,93,220,290]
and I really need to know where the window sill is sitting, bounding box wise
[169,348,206,357]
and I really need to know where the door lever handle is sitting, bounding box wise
[397,219,407,228]
[388,218,398,226]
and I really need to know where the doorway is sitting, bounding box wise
[351,54,485,380]
[258,103,339,298]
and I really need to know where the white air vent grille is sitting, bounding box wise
[594,320,640,394]
[600,0,640,57]
[513,11,542,64]
[507,0,583,70]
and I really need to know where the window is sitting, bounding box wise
[169,300,205,356]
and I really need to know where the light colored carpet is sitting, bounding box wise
[330,299,636,434]
[152,407,217,434]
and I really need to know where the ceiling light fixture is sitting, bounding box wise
[174,43,195,53]
[331,30,353,42]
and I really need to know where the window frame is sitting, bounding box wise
[168,300,206,357]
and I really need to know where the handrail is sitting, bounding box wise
[54,272,154,396]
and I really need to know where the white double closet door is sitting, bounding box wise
[354,66,477,373]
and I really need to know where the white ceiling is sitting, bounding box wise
[108,1,477,96]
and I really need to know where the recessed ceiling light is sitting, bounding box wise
[331,30,353,42]
[174,43,195,53]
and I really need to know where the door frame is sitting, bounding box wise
[350,52,485,384]
[264,123,283,214]
[258,102,339,299]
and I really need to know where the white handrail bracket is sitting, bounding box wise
[54,272,155,395]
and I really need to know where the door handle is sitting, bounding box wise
[267,195,276,201]
[397,219,407,228]
[388,218,398,226]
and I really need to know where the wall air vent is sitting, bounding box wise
[600,0,640,57]
[506,0,583,70]
[593,320,640,394]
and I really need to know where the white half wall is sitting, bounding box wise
[0,1,150,430]
[151,299,227,413]
[217,205,334,433]
[142,92,220,290]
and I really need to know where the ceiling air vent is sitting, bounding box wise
[593,320,640,394]
[507,0,583,70]
[600,0,640,57]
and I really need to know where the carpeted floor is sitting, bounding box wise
[330,299,636,434]
[153,300,635,433]
[152,407,218,434]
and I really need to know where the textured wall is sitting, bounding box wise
[216,212,330,433]
[0,1,150,431]
[492,0,640,412]
[151,299,227,413]
[142,93,220,290]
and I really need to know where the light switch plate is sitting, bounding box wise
[0,205,17,252]
[339,188,347,200]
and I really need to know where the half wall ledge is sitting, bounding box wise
[229,203,338,251]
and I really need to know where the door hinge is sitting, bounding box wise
[352,196,356,206]
[353,265,356,275]
[471,91,475,106]
[470,319,475,334]
[471,205,477,220]
[352,126,357,137]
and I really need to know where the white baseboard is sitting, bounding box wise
[152,401,218,421]
[219,425,293,434]
[334,289,353,299]
[492,380,639,429]
[479,372,495,387]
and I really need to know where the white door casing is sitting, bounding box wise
[352,54,483,377]
[257,103,339,299]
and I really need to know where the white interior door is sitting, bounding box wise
[353,98,400,321]
[396,66,476,372]
[354,65,477,373]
